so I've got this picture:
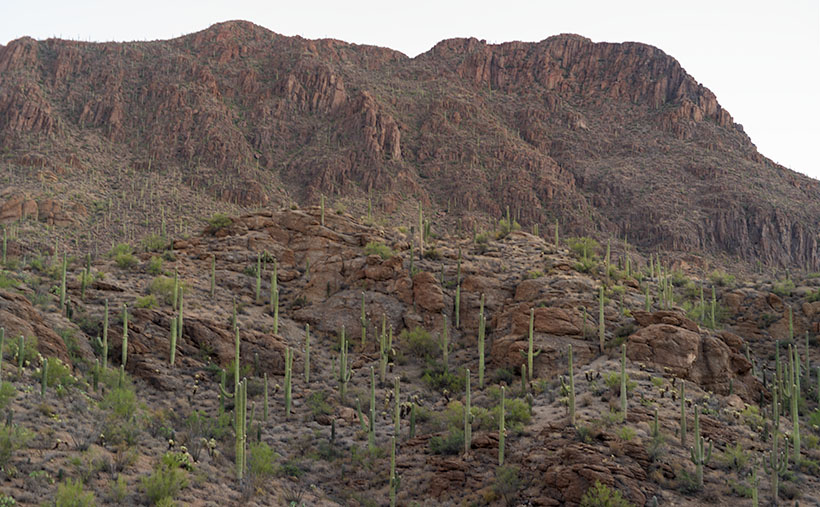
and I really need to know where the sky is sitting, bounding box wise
[2,0,818,180]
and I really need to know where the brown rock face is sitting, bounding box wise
[627,322,759,400]
[1,21,818,268]
[413,271,445,313]
[0,289,72,366]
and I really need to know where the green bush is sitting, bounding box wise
[148,276,177,305]
[421,363,465,393]
[719,442,749,472]
[493,465,521,504]
[141,234,169,253]
[248,441,277,481]
[3,334,38,366]
[110,243,138,269]
[0,271,19,289]
[136,295,158,309]
[101,386,141,446]
[772,278,795,297]
[0,382,16,412]
[141,459,189,505]
[0,424,33,468]
[580,480,633,507]
[401,327,438,360]
[55,478,96,507]
[708,270,735,287]
[364,241,394,260]
[429,429,464,455]
[567,237,600,260]
[495,218,521,239]
[604,372,637,393]
[43,357,77,388]
[147,256,163,275]
[307,391,333,419]
[206,213,232,234]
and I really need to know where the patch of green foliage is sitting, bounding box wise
[580,480,634,507]
[364,241,394,260]
[206,213,232,234]
[55,478,96,507]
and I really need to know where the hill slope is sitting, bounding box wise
[0,20,818,269]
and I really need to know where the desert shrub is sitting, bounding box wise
[719,442,749,472]
[43,357,77,388]
[574,257,599,274]
[364,241,394,260]
[429,429,464,455]
[184,410,231,461]
[669,270,689,287]
[490,397,531,430]
[136,295,158,309]
[0,271,18,289]
[101,386,141,446]
[307,391,333,419]
[475,232,490,244]
[248,441,277,484]
[0,381,15,412]
[110,243,137,269]
[617,426,636,441]
[423,248,441,260]
[807,288,820,303]
[141,457,189,505]
[567,237,600,260]
[55,478,96,507]
[401,327,438,360]
[3,334,39,366]
[206,213,232,234]
[604,372,637,393]
[495,218,521,239]
[141,234,169,253]
[580,480,633,506]
[708,269,736,287]
[494,465,521,505]
[492,367,516,385]
[421,362,465,393]
[0,424,33,468]
[772,278,795,297]
[148,276,177,305]
[147,256,163,275]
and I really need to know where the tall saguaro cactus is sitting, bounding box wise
[568,345,575,426]
[338,327,351,402]
[304,324,311,383]
[464,368,472,454]
[620,344,627,420]
[689,406,712,489]
[284,347,293,418]
[478,294,486,389]
[598,287,605,354]
[680,381,687,447]
[499,385,506,466]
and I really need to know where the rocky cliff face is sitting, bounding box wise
[1,20,818,269]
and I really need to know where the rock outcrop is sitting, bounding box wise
[1,20,818,269]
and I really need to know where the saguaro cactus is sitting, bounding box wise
[169,317,177,366]
[567,345,575,426]
[390,435,398,507]
[41,358,48,396]
[338,327,351,402]
[478,294,486,389]
[680,381,687,447]
[304,324,311,383]
[620,344,628,419]
[210,255,216,298]
[369,366,376,450]
[102,299,109,369]
[394,376,401,437]
[464,368,472,453]
[689,406,712,489]
[499,385,506,466]
[441,314,449,372]
[598,287,605,353]
[361,292,367,346]
[284,347,293,418]
[764,384,786,504]
[59,253,67,315]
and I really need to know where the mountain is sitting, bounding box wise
[1,20,818,269]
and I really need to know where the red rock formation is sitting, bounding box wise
[1,21,818,268]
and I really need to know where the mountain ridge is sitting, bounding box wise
[0,20,818,270]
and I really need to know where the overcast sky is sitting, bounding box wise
[2,0,818,180]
